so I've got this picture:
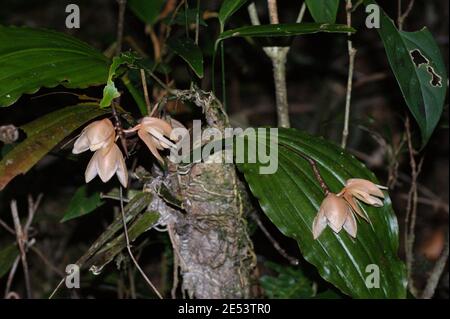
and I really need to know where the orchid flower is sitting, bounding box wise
[313,179,386,239]
[312,193,357,239]
[136,117,177,163]
[72,119,128,187]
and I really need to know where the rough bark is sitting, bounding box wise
[165,88,256,299]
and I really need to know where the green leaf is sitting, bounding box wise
[61,185,105,222]
[100,52,137,108]
[128,0,165,25]
[364,0,448,146]
[305,0,340,23]
[217,23,355,43]
[236,128,407,298]
[0,103,109,191]
[167,37,204,78]
[218,0,248,28]
[0,26,109,107]
[260,262,315,298]
[0,244,19,278]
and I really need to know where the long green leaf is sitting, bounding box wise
[218,0,249,28]
[0,26,109,107]
[0,103,109,190]
[364,0,447,146]
[236,128,407,298]
[61,185,105,222]
[305,0,340,23]
[167,37,204,78]
[217,23,355,43]
[128,0,165,25]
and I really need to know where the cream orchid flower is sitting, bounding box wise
[72,118,128,188]
[338,178,386,221]
[85,143,128,187]
[136,117,177,163]
[73,119,115,154]
[312,193,357,239]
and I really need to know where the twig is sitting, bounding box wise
[115,0,127,55]
[140,69,152,114]
[248,2,291,128]
[421,231,449,299]
[267,0,280,24]
[119,186,163,299]
[296,3,307,23]
[398,0,415,30]
[10,200,32,298]
[404,117,424,297]
[341,0,357,149]
[4,256,20,298]
[250,212,299,265]
[0,218,15,235]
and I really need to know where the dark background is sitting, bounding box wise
[0,0,448,298]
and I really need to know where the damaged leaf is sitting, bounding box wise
[363,0,448,146]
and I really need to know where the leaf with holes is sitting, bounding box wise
[363,0,448,146]
[167,37,204,78]
[305,0,340,23]
[235,128,407,298]
[0,26,109,107]
[0,103,109,191]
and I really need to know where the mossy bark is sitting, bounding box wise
[166,88,256,298]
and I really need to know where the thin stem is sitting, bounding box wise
[404,117,423,297]
[421,231,449,299]
[341,0,357,149]
[195,0,200,45]
[220,41,227,110]
[119,186,163,299]
[249,2,291,128]
[116,0,127,55]
[11,200,32,298]
[267,47,290,128]
[398,0,415,30]
[296,3,307,23]
[250,211,299,265]
[140,69,152,114]
[267,0,280,24]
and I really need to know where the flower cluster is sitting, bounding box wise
[312,178,386,239]
[72,117,177,188]
[73,118,128,187]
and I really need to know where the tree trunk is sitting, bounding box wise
[166,88,256,298]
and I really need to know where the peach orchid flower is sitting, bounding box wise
[312,193,357,239]
[135,117,177,163]
[72,119,128,188]
[312,178,386,239]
